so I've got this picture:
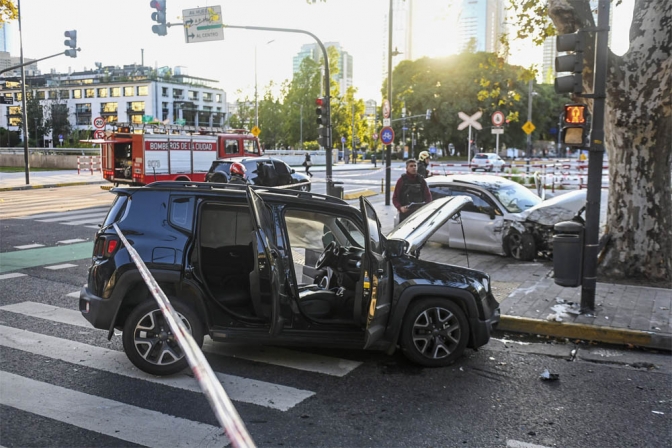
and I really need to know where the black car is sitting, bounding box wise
[205,156,310,191]
[79,182,500,376]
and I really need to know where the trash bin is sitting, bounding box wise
[328,182,344,199]
[553,221,584,287]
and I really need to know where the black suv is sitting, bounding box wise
[80,182,500,376]
[205,156,310,191]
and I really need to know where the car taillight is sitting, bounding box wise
[106,239,118,254]
[93,238,105,257]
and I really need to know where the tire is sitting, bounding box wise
[210,173,227,183]
[122,299,204,376]
[505,230,536,261]
[400,298,469,367]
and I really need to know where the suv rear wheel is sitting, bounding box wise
[122,299,204,376]
[400,298,468,367]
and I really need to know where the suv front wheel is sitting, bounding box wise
[122,299,204,376]
[400,298,469,367]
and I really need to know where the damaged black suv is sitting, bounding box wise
[80,182,500,376]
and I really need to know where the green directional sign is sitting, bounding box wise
[142,115,154,123]
[175,118,186,125]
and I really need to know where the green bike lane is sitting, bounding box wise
[0,242,93,273]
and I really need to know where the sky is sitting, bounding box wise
[13,0,634,103]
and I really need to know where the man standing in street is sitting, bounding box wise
[393,159,432,223]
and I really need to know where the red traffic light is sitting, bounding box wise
[316,98,324,107]
[150,0,165,11]
[564,104,586,125]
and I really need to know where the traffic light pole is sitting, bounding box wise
[223,25,333,194]
[581,0,610,313]
[384,0,393,206]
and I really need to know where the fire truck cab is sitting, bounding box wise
[95,124,262,185]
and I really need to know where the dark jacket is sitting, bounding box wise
[392,173,432,210]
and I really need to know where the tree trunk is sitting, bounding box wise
[549,0,671,284]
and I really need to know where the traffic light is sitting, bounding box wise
[561,104,588,146]
[63,30,77,58]
[555,31,585,94]
[426,109,432,120]
[315,97,327,126]
[150,0,167,36]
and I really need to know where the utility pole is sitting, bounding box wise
[351,104,356,164]
[526,80,534,158]
[18,0,29,185]
[384,0,393,206]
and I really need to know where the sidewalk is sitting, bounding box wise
[2,168,670,352]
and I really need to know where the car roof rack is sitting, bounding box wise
[142,181,348,205]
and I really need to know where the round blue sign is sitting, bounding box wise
[341,136,346,143]
[380,127,395,145]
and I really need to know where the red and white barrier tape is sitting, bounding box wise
[113,223,255,448]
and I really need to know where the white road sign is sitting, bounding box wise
[383,118,391,126]
[183,6,224,44]
[457,111,483,131]
[491,128,504,134]
[491,110,505,127]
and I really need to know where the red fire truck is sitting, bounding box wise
[93,125,263,185]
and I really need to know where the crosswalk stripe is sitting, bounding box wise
[57,238,87,244]
[44,263,79,270]
[16,207,110,220]
[0,325,315,411]
[1,371,228,448]
[1,301,362,377]
[202,341,362,377]
[36,212,108,223]
[67,291,80,298]
[13,243,45,250]
[0,273,27,280]
[62,216,107,225]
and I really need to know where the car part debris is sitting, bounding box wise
[540,369,560,381]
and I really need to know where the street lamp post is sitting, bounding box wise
[293,102,303,150]
[351,104,355,164]
[526,80,538,158]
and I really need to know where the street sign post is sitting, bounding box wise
[251,126,261,137]
[522,121,536,135]
[457,111,482,162]
[183,6,224,43]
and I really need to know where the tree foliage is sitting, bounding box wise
[0,0,17,24]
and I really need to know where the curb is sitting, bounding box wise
[0,181,108,192]
[343,189,379,200]
[499,315,672,351]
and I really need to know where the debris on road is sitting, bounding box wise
[540,369,560,381]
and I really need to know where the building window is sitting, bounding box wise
[173,89,183,99]
[128,101,144,112]
[85,88,95,98]
[137,86,148,96]
[98,88,108,98]
[101,102,118,113]
[36,91,45,99]
[105,115,118,123]
[131,114,143,124]
[8,106,21,126]
[188,90,199,101]
[123,86,134,97]
[76,103,92,114]
[162,87,169,97]
[73,89,82,99]
[216,94,222,102]
[111,87,121,97]
[49,91,59,99]
[14,92,22,101]
[76,115,90,125]
[203,92,213,102]
[82,78,93,84]
[59,90,70,99]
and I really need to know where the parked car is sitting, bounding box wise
[205,156,310,191]
[79,183,500,376]
[471,153,506,172]
[417,175,587,261]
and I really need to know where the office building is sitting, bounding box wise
[292,42,353,95]
[457,0,507,54]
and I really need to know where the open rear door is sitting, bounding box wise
[247,188,284,335]
[360,197,390,349]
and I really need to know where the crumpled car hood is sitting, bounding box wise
[518,190,587,226]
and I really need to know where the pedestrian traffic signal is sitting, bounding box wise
[317,126,329,148]
[561,104,588,146]
[555,31,585,94]
[63,30,77,58]
[150,0,167,36]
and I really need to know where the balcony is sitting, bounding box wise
[126,108,145,115]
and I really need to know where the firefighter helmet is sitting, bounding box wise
[230,162,246,177]
[419,151,430,161]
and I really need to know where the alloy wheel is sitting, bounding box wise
[411,306,461,360]
[132,309,191,366]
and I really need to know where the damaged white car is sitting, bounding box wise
[419,175,587,261]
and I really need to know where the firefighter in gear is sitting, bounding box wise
[229,162,248,185]
[392,159,432,223]
[417,150,431,179]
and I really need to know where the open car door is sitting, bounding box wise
[360,197,390,349]
[247,188,284,335]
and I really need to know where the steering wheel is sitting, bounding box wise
[316,241,339,269]
[506,197,519,210]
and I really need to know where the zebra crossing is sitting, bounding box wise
[16,206,111,229]
[0,299,363,446]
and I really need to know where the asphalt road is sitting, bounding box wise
[0,184,669,448]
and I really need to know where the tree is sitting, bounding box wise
[542,0,671,283]
[0,0,17,24]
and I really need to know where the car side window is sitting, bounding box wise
[169,196,194,231]
[429,186,453,199]
[225,140,239,155]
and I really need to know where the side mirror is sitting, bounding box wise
[291,169,295,173]
[385,238,408,258]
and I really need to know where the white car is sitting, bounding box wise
[394,175,587,261]
[471,153,505,172]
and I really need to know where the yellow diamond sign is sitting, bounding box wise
[522,121,535,135]
[251,126,261,137]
